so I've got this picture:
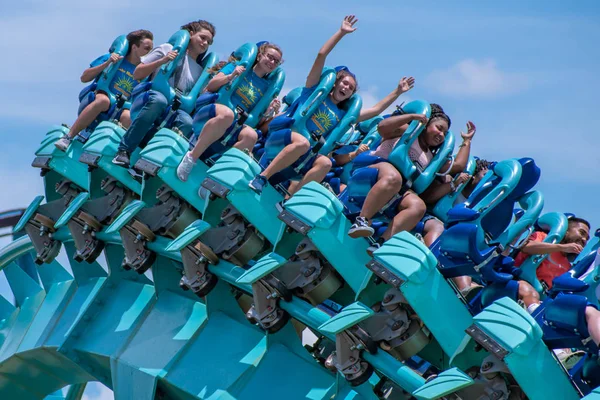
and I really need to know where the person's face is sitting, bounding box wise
[256,48,282,73]
[423,118,448,147]
[189,28,213,54]
[563,221,590,248]
[472,167,489,186]
[132,38,153,59]
[332,75,356,102]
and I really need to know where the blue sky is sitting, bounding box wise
[0,1,599,398]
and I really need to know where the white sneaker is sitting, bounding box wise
[177,152,196,182]
[55,136,72,152]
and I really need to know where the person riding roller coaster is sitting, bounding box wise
[175,42,284,182]
[247,15,415,196]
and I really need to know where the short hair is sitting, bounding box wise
[568,216,591,230]
[181,20,216,40]
[126,29,153,55]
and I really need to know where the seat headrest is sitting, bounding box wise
[510,157,540,199]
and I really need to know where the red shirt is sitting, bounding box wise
[514,231,571,289]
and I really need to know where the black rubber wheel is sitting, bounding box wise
[266,309,290,334]
[194,273,219,298]
[84,240,105,264]
[348,362,374,387]
[265,275,292,302]
[133,251,156,274]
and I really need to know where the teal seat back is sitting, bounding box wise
[179,52,218,114]
[215,43,285,127]
[388,100,452,194]
[152,30,190,105]
[464,159,523,225]
[96,35,129,106]
[519,212,568,292]
[431,157,476,222]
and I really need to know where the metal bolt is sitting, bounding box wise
[391,321,404,331]
[481,361,493,371]
[383,294,394,303]
[303,267,316,277]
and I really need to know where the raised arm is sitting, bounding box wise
[305,15,358,88]
[80,53,122,83]
[447,121,476,175]
[377,113,428,140]
[358,77,415,122]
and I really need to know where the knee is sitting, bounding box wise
[240,127,258,143]
[381,171,403,191]
[518,281,540,302]
[586,306,598,324]
[317,156,333,170]
[149,91,169,110]
[408,197,427,217]
[94,93,111,110]
[293,136,311,153]
[425,219,444,236]
[216,105,235,125]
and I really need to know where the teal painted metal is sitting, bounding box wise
[412,368,473,400]
[4,90,597,400]
[519,212,568,294]
[473,297,580,400]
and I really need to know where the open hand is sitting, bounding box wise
[398,76,415,93]
[461,121,476,140]
[341,15,358,34]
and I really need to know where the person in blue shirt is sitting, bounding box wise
[54,29,154,151]
[176,42,284,181]
[248,15,415,196]
[112,20,216,168]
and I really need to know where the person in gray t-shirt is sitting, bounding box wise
[113,20,216,168]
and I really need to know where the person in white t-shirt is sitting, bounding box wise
[347,104,469,255]
[113,20,216,167]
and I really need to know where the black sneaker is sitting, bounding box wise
[348,216,374,238]
[248,175,268,194]
[112,150,130,167]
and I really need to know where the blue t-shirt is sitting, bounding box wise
[220,63,269,113]
[304,90,345,138]
[90,53,141,98]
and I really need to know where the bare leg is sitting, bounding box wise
[234,125,258,153]
[381,192,426,241]
[518,280,541,308]
[119,109,132,129]
[189,104,235,159]
[68,93,111,137]
[359,162,403,220]
[422,218,444,247]
[452,276,474,292]
[261,132,310,179]
[289,155,332,195]
[586,306,600,346]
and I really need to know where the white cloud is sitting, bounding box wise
[426,59,529,98]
